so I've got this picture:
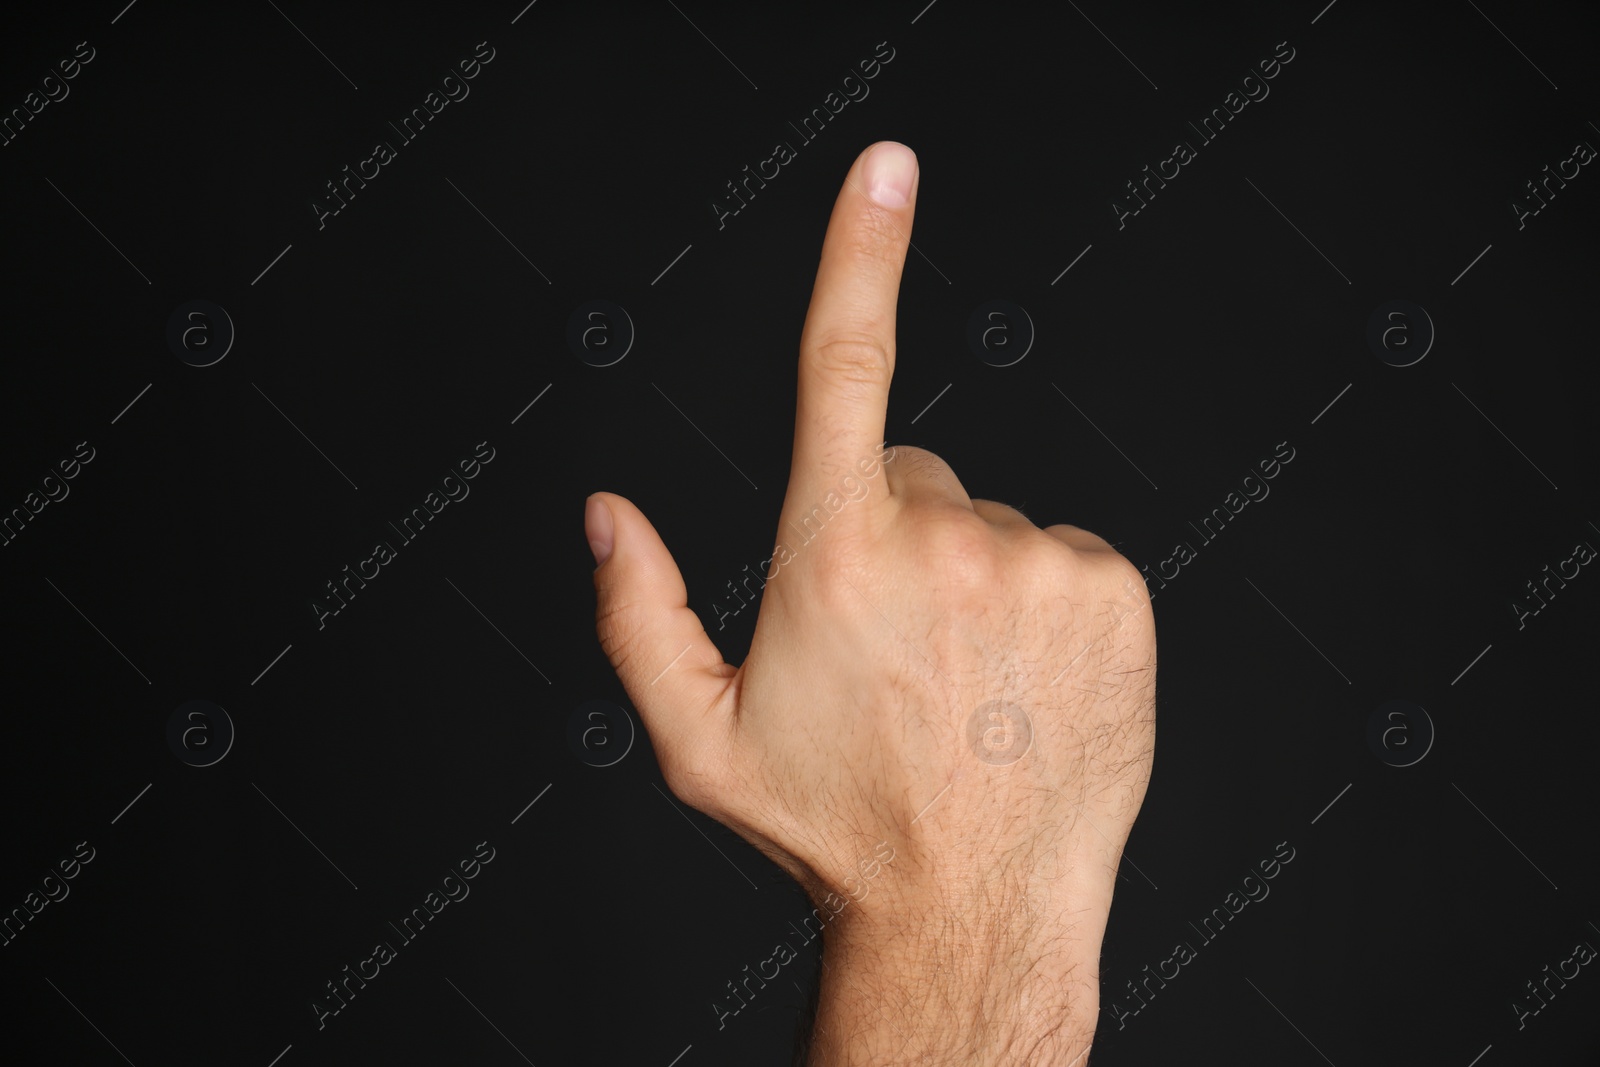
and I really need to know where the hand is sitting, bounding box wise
[586,141,1157,1065]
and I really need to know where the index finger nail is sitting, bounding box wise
[865,142,917,208]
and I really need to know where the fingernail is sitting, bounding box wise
[585,494,614,566]
[865,141,916,208]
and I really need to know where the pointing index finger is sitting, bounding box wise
[790,141,919,508]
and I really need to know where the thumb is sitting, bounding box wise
[586,492,735,765]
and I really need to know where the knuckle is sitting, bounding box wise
[594,596,640,665]
[913,508,1000,589]
[807,336,892,390]
[1017,529,1082,583]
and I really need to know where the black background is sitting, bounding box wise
[2,1,1597,1064]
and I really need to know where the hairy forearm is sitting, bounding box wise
[805,875,1108,1066]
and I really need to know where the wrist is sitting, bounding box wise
[806,860,1111,1066]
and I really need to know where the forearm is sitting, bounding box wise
[805,873,1108,1066]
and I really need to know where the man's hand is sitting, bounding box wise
[586,141,1157,1064]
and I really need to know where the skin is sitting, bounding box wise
[586,141,1157,1065]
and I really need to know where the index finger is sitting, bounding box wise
[789,141,919,510]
